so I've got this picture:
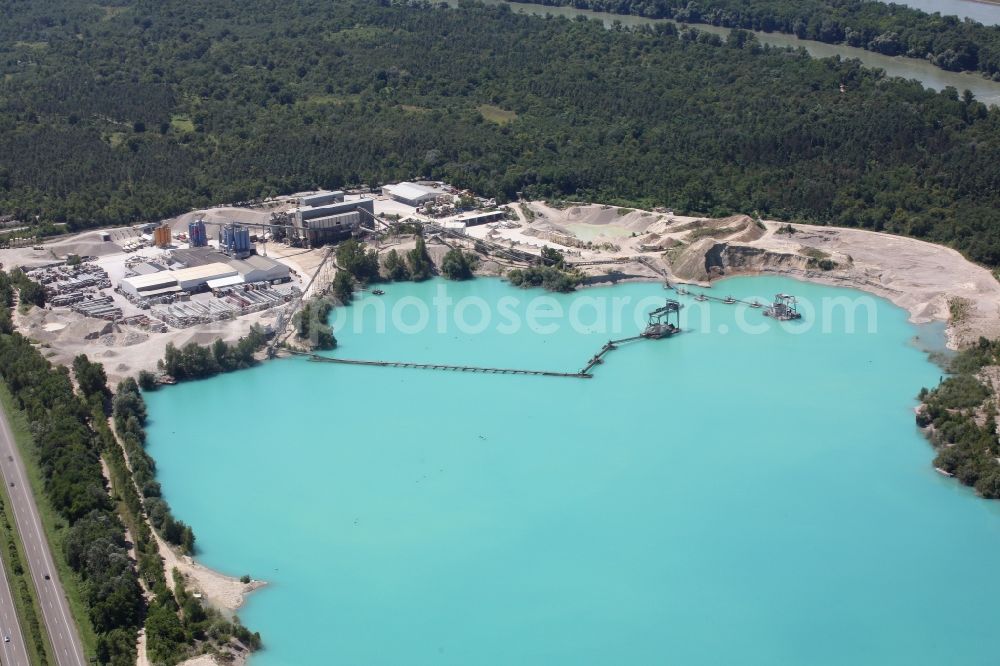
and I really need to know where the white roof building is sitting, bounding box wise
[172,262,238,290]
[119,272,180,298]
[207,275,246,290]
[383,182,444,207]
[228,255,290,283]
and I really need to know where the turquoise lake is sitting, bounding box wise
[145,277,1000,665]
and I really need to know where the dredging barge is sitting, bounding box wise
[763,293,801,320]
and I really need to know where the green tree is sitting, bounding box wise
[383,249,410,281]
[441,248,475,280]
[336,239,380,282]
[332,271,355,304]
[407,237,433,281]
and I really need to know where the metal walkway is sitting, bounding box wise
[292,350,593,379]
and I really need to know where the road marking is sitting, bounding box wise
[0,408,85,666]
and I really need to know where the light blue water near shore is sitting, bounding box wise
[145,277,1000,665]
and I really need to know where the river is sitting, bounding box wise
[459,0,1000,105]
[145,277,1000,665]
[879,0,1000,25]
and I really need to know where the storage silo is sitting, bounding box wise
[219,223,252,258]
[154,224,172,248]
[188,220,207,247]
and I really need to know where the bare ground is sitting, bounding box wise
[467,203,1000,349]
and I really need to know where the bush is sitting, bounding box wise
[138,369,158,391]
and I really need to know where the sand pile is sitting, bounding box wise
[557,206,660,234]
[48,231,123,257]
[675,215,764,243]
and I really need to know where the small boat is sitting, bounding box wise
[750,300,762,308]
[723,296,736,304]
[694,294,707,302]
[676,287,689,295]
[935,467,954,478]
[372,289,385,296]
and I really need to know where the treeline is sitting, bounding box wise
[512,0,1000,74]
[335,237,459,288]
[917,337,1000,498]
[110,377,259,664]
[112,378,193,553]
[156,327,268,382]
[8,1,1000,263]
[337,237,434,285]
[0,332,141,663]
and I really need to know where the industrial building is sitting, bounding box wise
[292,198,375,246]
[119,272,182,299]
[228,255,291,284]
[173,262,238,291]
[297,191,345,208]
[383,182,444,207]
[119,249,289,300]
[454,210,506,226]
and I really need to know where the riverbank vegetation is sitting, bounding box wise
[511,0,1000,76]
[6,1,1000,264]
[918,337,1000,498]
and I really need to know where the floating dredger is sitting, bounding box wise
[763,293,801,320]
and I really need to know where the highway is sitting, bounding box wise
[0,404,86,666]
[0,545,30,666]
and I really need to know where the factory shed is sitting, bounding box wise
[383,182,442,207]
[207,275,246,290]
[229,255,290,283]
[298,191,345,207]
[455,210,506,226]
[119,272,179,298]
[172,262,238,291]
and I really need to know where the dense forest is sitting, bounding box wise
[509,0,1000,75]
[4,0,1000,264]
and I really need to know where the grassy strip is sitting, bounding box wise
[0,385,99,658]
[0,480,51,666]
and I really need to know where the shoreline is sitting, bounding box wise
[154,530,266,614]
[88,207,998,665]
[460,206,1000,350]
[9,200,998,386]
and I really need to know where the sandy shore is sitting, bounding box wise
[154,530,265,613]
